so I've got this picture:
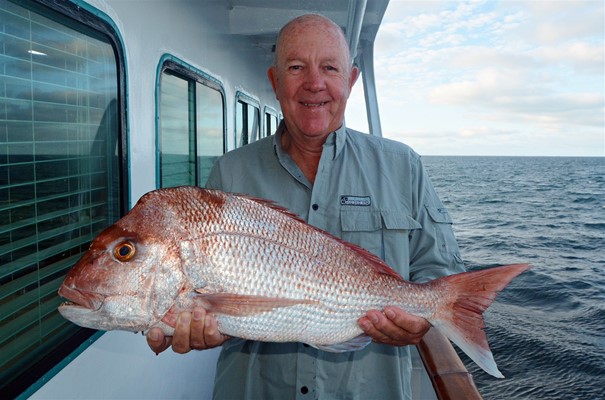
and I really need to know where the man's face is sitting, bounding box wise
[268,19,359,141]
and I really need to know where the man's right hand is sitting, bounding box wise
[146,307,230,354]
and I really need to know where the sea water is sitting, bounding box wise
[423,156,605,400]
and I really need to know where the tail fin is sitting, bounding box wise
[428,263,530,378]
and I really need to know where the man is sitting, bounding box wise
[148,14,465,399]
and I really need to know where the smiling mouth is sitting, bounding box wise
[302,102,327,107]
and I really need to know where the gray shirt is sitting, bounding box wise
[206,122,465,400]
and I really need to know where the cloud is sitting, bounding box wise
[516,0,605,44]
[348,0,605,156]
[535,42,605,74]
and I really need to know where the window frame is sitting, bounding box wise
[263,105,279,137]
[156,55,226,188]
[0,0,128,397]
[234,91,260,148]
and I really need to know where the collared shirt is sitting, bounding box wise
[206,122,465,400]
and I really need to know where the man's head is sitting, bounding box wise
[268,14,359,141]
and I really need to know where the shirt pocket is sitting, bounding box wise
[424,205,456,255]
[340,208,421,277]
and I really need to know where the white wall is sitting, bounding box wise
[86,0,279,203]
[30,332,221,399]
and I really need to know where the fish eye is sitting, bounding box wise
[114,241,136,262]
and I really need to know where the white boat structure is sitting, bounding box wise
[0,1,482,398]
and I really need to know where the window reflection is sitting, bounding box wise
[236,96,260,147]
[159,65,225,188]
[265,108,279,137]
[0,0,122,394]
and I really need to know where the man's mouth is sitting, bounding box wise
[302,102,327,107]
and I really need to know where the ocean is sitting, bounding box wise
[422,156,605,400]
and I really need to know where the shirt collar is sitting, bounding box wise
[273,121,347,161]
[273,121,309,187]
[330,124,347,160]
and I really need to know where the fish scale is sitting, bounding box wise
[58,186,530,378]
[187,226,427,344]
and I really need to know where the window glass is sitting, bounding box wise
[236,101,245,147]
[159,63,224,188]
[236,96,259,147]
[196,82,224,186]
[159,72,195,187]
[265,109,278,137]
[0,0,123,396]
[247,103,260,143]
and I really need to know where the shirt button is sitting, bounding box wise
[312,204,318,211]
[300,386,309,394]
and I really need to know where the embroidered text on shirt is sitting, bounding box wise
[340,195,371,207]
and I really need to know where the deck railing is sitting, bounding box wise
[416,328,483,400]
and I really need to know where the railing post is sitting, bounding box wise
[416,328,484,400]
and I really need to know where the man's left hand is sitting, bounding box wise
[358,306,430,346]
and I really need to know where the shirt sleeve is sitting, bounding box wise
[205,156,225,190]
[408,159,466,283]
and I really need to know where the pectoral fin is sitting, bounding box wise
[195,291,317,316]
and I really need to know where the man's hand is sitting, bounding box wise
[358,306,430,346]
[146,307,230,354]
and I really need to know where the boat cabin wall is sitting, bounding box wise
[12,0,279,397]
[88,0,282,202]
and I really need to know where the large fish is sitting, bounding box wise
[58,186,529,378]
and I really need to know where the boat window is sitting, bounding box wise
[0,0,126,397]
[159,60,225,188]
[264,107,279,137]
[235,93,260,147]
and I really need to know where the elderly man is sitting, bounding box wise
[148,14,465,399]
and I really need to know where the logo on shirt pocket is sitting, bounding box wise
[340,195,371,207]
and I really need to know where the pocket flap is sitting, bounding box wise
[381,211,422,230]
[341,209,421,231]
[425,205,453,224]
[340,209,382,232]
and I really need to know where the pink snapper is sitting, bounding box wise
[58,186,530,378]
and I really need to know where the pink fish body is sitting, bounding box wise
[58,186,529,378]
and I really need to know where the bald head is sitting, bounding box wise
[273,14,353,69]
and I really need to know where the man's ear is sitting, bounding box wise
[349,65,360,90]
[267,67,279,99]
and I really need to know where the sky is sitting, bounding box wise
[345,0,605,156]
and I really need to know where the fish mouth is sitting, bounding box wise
[58,284,105,311]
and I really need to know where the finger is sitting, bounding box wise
[146,327,172,355]
[359,309,429,346]
[358,310,394,343]
[202,312,230,348]
[171,311,192,354]
[383,306,430,337]
[189,308,208,350]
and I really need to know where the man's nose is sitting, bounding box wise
[302,66,326,91]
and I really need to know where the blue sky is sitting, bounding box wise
[345,0,605,156]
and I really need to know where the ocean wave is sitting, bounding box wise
[422,156,604,399]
